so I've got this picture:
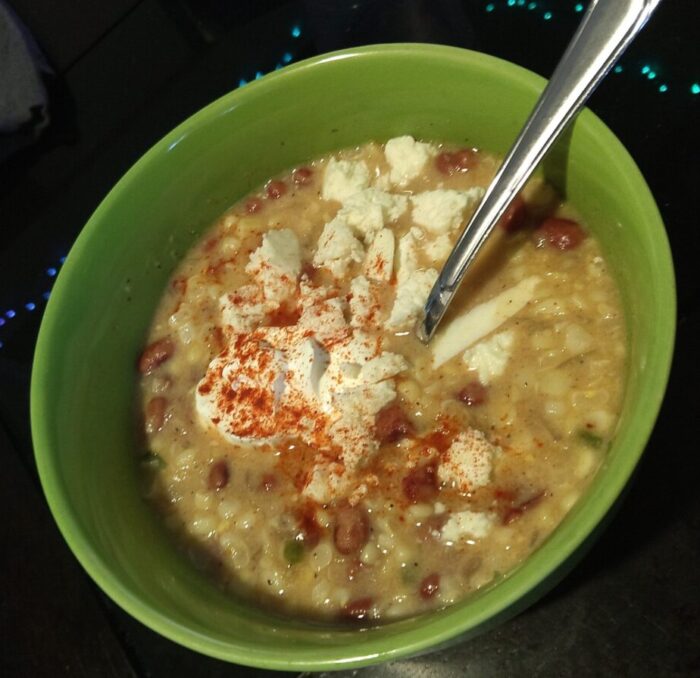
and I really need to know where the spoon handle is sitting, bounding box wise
[418,0,662,343]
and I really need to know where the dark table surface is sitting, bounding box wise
[1,1,698,676]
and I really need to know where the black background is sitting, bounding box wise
[1,1,698,676]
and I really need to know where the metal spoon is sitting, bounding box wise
[417,0,661,343]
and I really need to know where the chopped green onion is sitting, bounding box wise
[577,429,604,448]
[284,539,304,564]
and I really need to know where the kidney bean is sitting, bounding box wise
[375,403,414,444]
[300,261,320,283]
[417,513,448,542]
[260,473,277,491]
[171,277,188,295]
[500,490,545,525]
[533,217,585,251]
[342,597,373,621]
[419,573,441,599]
[207,459,230,490]
[297,503,322,548]
[145,396,168,433]
[266,305,301,327]
[245,197,264,214]
[436,148,477,174]
[457,380,488,407]
[463,555,483,578]
[493,487,516,502]
[293,167,313,185]
[266,180,287,199]
[207,326,226,354]
[435,152,453,174]
[333,505,370,555]
[402,461,439,504]
[138,337,174,374]
[498,194,528,233]
[204,235,221,252]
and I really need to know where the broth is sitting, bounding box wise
[137,137,625,622]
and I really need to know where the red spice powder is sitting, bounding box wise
[200,328,343,454]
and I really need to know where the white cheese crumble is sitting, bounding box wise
[424,233,453,264]
[441,510,494,542]
[411,188,485,234]
[317,330,406,416]
[245,228,301,303]
[438,429,497,492]
[384,135,436,187]
[395,226,424,284]
[303,461,347,504]
[219,285,276,333]
[195,335,287,446]
[313,217,365,277]
[462,330,515,385]
[306,334,407,502]
[324,378,397,478]
[198,284,408,504]
[388,268,438,330]
[297,281,348,343]
[364,228,395,282]
[300,296,348,341]
[337,188,407,241]
[348,275,378,328]
[320,328,377,371]
[285,337,329,403]
[373,172,391,191]
[321,158,371,203]
[219,229,302,332]
[358,352,407,384]
[331,380,397,429]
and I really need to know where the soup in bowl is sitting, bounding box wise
[31,44,674,670]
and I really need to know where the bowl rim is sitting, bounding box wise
[31,42,676,670]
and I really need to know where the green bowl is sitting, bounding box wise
[31,44,675,670]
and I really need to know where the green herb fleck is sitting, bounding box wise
[577,430,604,449]
[284,539,304,564]
[141,451,165,469]
[400,564,419,584]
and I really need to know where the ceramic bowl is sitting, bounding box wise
[31,44,675,671]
